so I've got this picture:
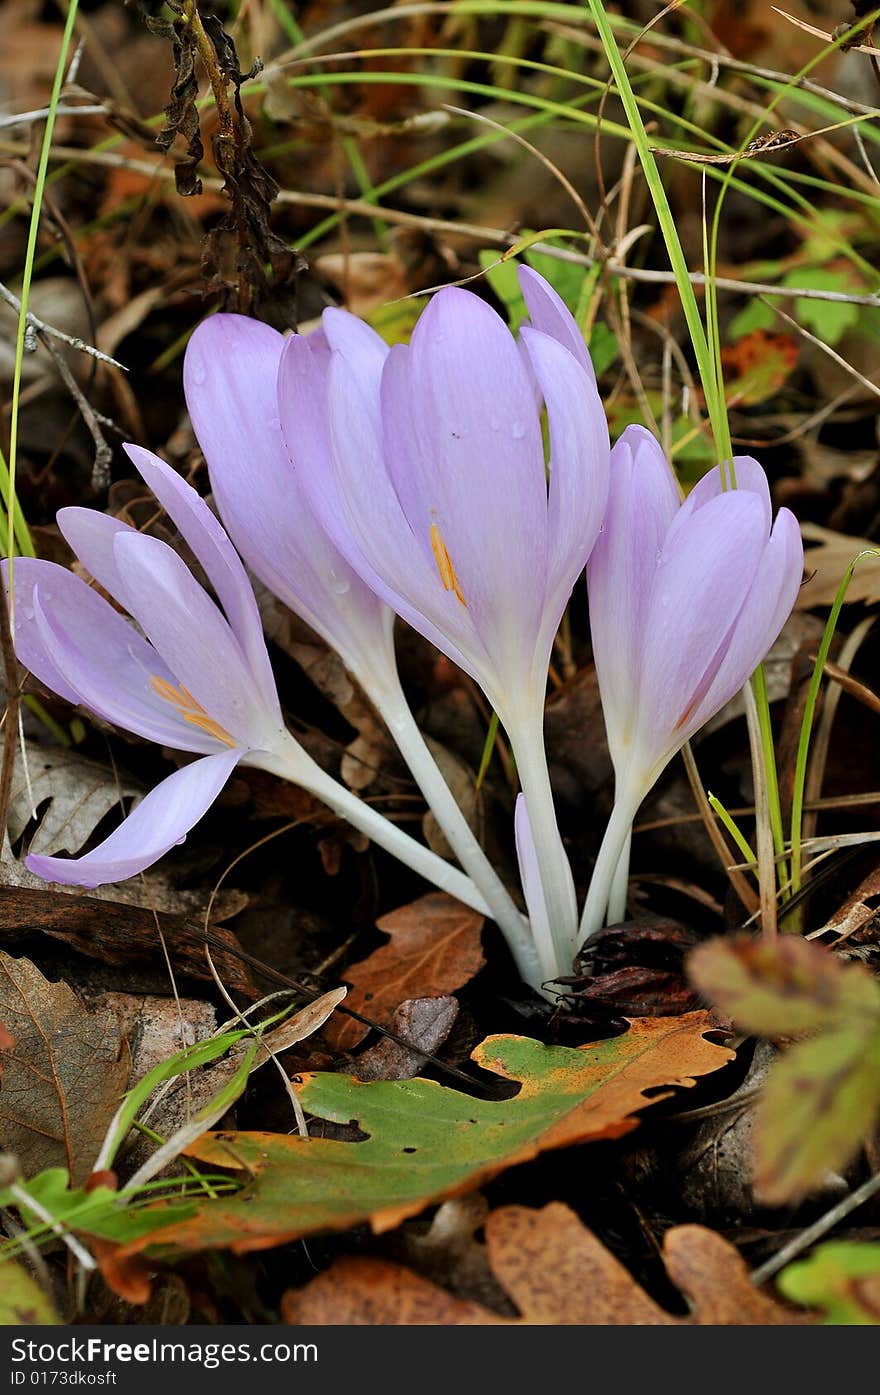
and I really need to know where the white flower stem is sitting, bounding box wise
[507,711,578,974]
[372,684,542,987]
[578,789,642,951]
[252,734,492,918]
[606,829,633,927]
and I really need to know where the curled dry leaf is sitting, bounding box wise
[0,953,131,1185]
[282,1202,812,1325]
[797,522,880,609]
[326,893,485,1051]
[113,1013,732,1258]
[351,996,459,1081]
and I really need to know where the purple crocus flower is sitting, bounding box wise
[183,313,536,984]
[278,266,610,964]
[2,450,494,911]
[579,425,804,945]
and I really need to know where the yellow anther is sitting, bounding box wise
[149,675,236,748]
[430,523,467,607]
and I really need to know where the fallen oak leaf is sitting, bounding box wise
[114,1013,732,1257]
[326,893,485,1051]
[0,954,131,1185]
[281,1202,812,1325]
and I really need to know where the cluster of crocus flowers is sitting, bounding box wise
[5,267,804,997]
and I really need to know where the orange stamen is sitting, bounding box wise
[430,523,467,607]
[149,675,236,748]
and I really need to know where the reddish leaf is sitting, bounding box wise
[326,893,485,1050]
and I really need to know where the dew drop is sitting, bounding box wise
[511,421,526,439]
[21,606,34,622]
[328,569,350,595]
[268,416,281,432]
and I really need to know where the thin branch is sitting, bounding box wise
[0,280,125,369]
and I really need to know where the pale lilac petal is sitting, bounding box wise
[667,454,772,551]
[520,327,609,625]
[518,265,596,383]
[26,749,240,888]
[123,444,278,713]
[690,507,804,733]
[321,306,388,431]
[112,531,272,748]
[321,351,486,682]
[187,316,391,680]
[380,289,548,686]
[587,426,679,764]
[635,491,768,761]
[55,508,136,599]
[3,559,93,710]
[22,567,218,752]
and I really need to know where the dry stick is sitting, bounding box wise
[0,280,123,369]
[547,19,880,199]
[39,334,112,492]
[680,741,760,915]
[0,139,876,310]
[751,1170,880,1286]
[764,297,880,401]
[744,681,779,939]
[802,617,875,854]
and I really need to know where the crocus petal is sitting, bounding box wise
[667,454,772,551]
[520,327,609,644]
[518,265,596,383]
[321,306,389,432]
[379,289,549,695]
[111,531,274,748]
[3,559,94,710]
[26,748,240,888]
[689,507,803,735]
[55,508,136,599]
[634,490,768,767]
[187,315,394,683]
[586,426,679,766]
[123,445,279,714]
[22,567,219,753]
[321,350,484,679]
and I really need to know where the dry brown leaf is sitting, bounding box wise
[326,893,484,1051]
[0,954,131,1184]
[797,523,880,608]
[282,1203,812,1325]
[351,996,459,1081]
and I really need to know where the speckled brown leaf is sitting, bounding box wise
[0,954,131,1184]
[326,893,485,1050]
[282,1203,812,1325]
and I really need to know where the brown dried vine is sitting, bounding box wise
[128,0,304,319]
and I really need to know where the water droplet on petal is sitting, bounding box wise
[268,416,281,431]
[511,421,526,439]
[21,606,33,622]
[328,569,350,595]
